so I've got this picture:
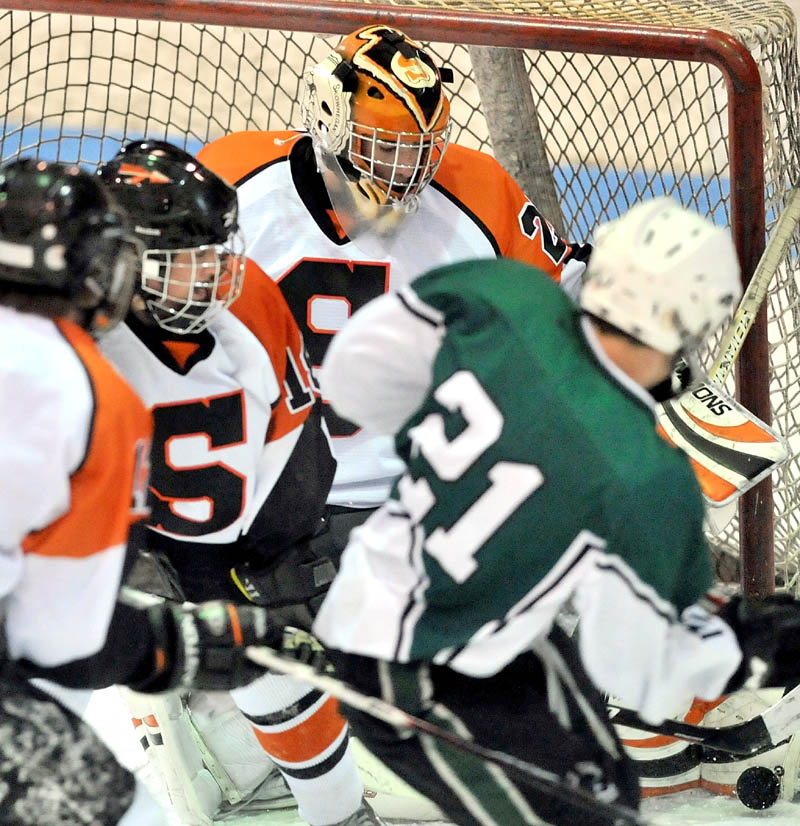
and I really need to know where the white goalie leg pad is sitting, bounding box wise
[122,687,224,826]
[185,691,284,801]
[699,688,800,800]
[613,695,702,798]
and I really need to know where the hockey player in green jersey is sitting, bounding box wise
[311,197,800,825]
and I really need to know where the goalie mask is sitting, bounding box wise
[0,158,141,336]
[300,25,451,238]
[98,140,245,334]
[580,197,742,382]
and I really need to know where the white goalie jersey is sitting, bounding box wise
[198,131,590,508]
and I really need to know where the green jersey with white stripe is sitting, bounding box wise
[393,258,710,661]
[314,256,738,715]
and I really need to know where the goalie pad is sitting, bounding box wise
[123,685,444,824]
[656,380,789,508]
[122,688,285,826]
[698,688,800,801]
[617,689,800,802]
[124,688,223,826]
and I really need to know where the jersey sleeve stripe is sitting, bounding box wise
[397,286,445,327]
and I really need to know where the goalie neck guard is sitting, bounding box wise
[98,140,245,335]
[300,25,452,239]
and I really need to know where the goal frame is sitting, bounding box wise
[4,0,770,592]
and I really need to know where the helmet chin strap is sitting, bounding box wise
[128,293,156,326]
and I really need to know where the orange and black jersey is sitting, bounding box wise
[0,306,153,684]
[200,131,590,279]
[99,261,335,581]
[199,132,589,508]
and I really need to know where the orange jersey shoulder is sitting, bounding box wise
[434,143,574,281]
[23,321,152,560]
[230,260,315,440]
[198,130,298,186]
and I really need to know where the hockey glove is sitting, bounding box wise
[134,599,278,693]
[719,594,800,692]
[229,542,337,631]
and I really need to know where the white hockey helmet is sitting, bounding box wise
[580,197,741,355]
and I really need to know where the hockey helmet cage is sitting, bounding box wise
[0,158,141,336]
[97,140,245,334]
[580,197,741,356]
[300,25,452,209]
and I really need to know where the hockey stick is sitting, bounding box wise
[608,682,800,757]
[656,189,800,507]
[246,645,649,826]
[709,187,800,383]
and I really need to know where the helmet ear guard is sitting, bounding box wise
[300,53,358,155]
[80,232,142,336]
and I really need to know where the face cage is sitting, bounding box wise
[140,238,245,334]
[346,121,452,207]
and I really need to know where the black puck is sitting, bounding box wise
[735,765,781,810]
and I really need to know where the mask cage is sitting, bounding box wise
[140,231,245,334]
[346,120,452,206]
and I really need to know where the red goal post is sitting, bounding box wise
[1,0,797,596]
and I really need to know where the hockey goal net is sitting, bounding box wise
[2,0,798,595]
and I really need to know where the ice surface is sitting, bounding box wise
[85,687,800,826]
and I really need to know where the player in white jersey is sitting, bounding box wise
[198,23,592,555]
[0,159,276,826]
[97,140,382,826]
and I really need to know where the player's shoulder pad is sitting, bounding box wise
[198,130,299,187]
[59,320,145,415]
[432,143,526,244]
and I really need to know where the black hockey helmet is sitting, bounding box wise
[97,139,239,249]
[97,140,245,334]
[0,157,141,335]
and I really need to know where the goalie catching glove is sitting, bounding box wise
[129,596,281,693]
[719,593,800,692]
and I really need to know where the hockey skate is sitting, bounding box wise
[323,798,385,826]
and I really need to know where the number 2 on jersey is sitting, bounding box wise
[399,370,544,583]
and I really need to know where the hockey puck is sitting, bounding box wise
[735,765,781,810]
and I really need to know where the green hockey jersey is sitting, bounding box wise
[314,257,741,722]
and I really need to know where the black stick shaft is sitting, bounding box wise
[609,683,800,757]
